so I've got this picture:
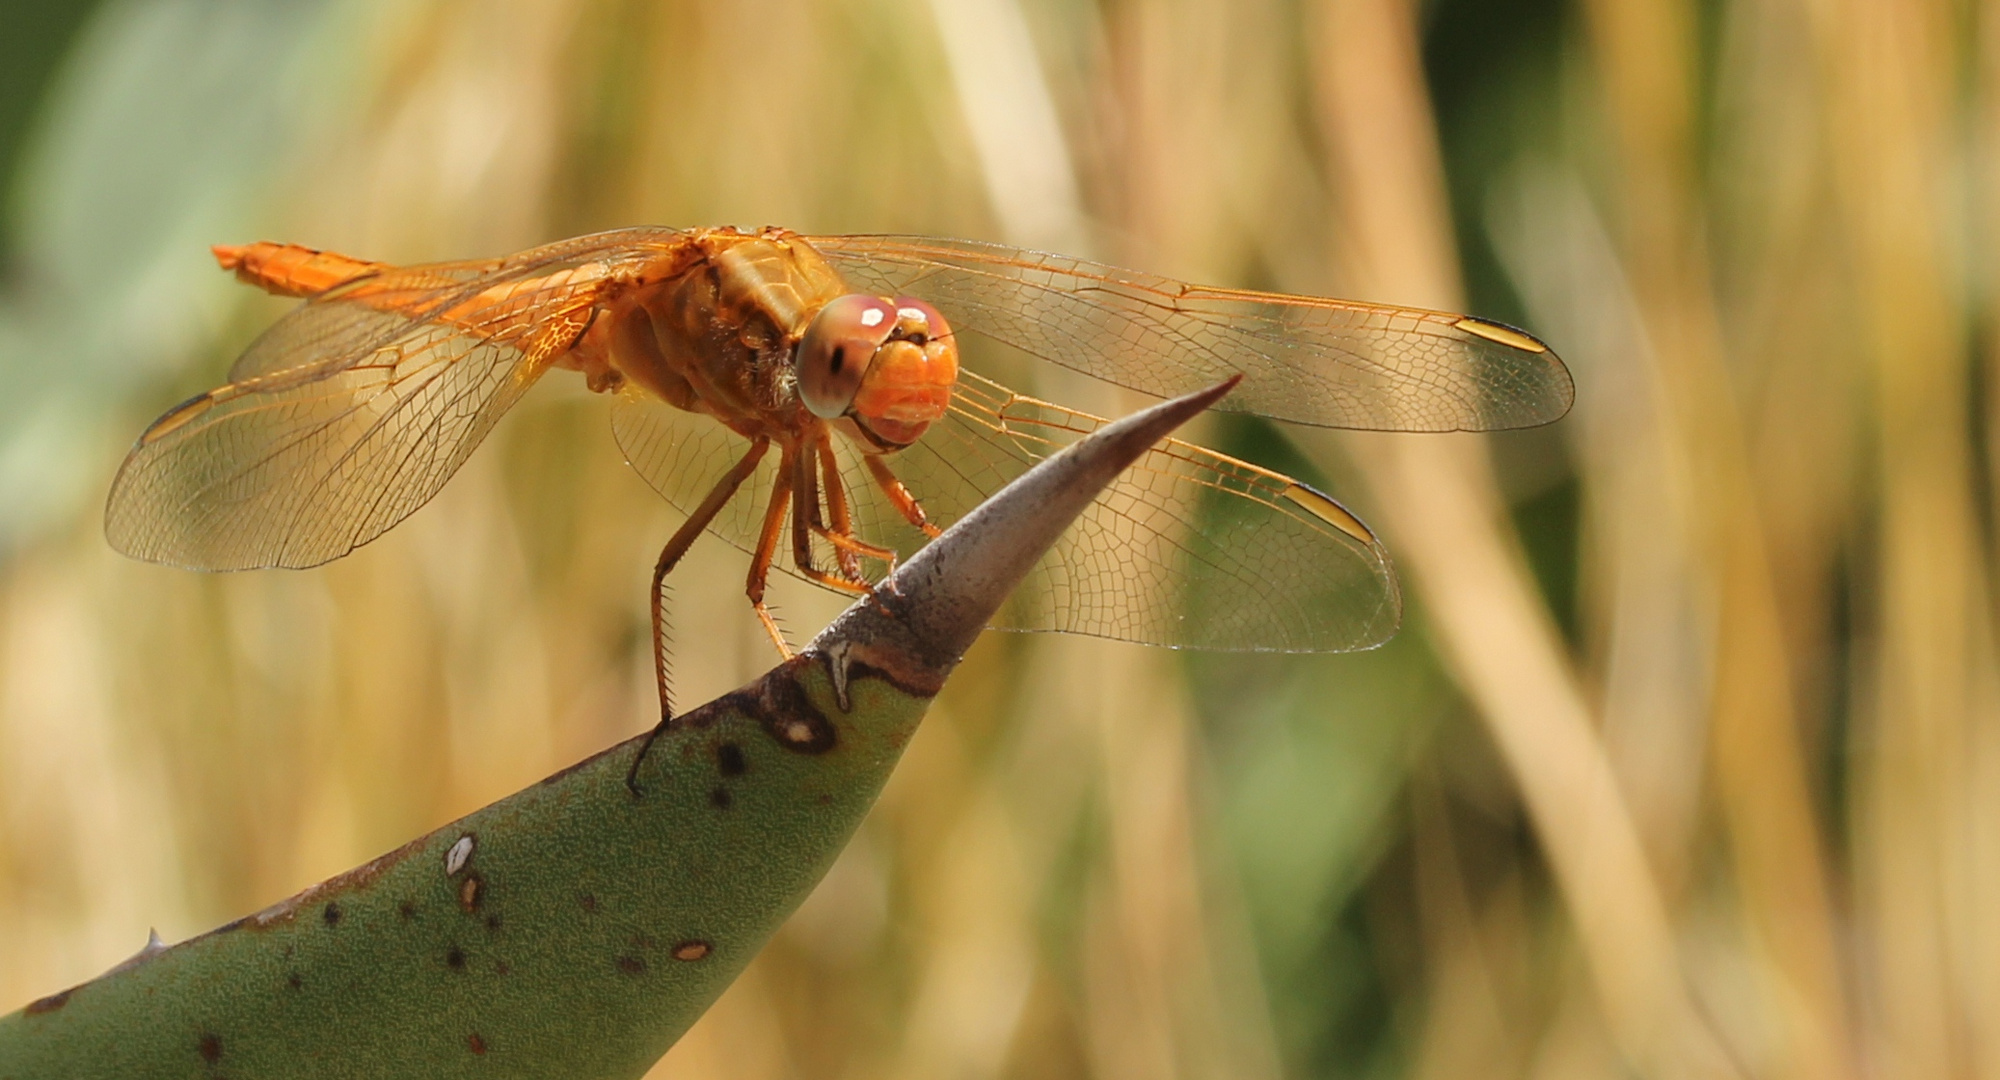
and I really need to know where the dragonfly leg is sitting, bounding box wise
[747,444,799,658]
[815,431,865,581]
[789,436,872,597]
[814,432,898,582]
[811,524,898,576]
[865,454,943,538]
[627,435,771,796]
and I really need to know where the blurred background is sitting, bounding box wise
[0,0,1985,1076]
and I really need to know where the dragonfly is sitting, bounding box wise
[104,226,1571,748]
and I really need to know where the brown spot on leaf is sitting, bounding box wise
[399,900,417,921]
[485,913,503,931]
[322,903,342,927]
[458,874,483,912]
[198,1033,222,1063]
[579,893,598,913]
[760,677,837,753]
[672,940,712,962]
[616,955,647,975]
[710,786,733,810]
[23,988,73,1015]
[446,946,467,971]
[287,972,302,991]
[717,742,747,776]
[710,666,837,754]
[468,1033,487,1055]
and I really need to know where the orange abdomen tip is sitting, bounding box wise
[211,243,249,270]
[208,241,382,298]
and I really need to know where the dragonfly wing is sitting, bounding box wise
[610,389,789,555]
[103,231,696,570]
[110,228,694,570]
[811,234,1572,433]
[890,371,1400,650]
[106,324,551,570]
[225,303,415,384]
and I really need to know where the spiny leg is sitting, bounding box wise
[653,436,773,714]
[627,436,771,796]
[789,435,872,597]
[817,430,862,580]
[865,453,943,538]
[814,432,899,580]
[747,444,799,656]
[811,524,900,578]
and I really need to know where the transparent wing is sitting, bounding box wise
[610,389,791,552]
[105,228,690,570]
[611,371,1399,652]
[810,234,1572,433]
[224,268,473,383]
[107,330,541,570]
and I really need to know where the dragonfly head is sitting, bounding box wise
[794,293,957,449]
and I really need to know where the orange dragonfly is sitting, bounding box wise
[105,226,1571,715]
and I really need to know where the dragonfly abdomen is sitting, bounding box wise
[212,241,387,298]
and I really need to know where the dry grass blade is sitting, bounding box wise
[0,0,1991,1076]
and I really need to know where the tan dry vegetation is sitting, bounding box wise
[0,0,1992,1076]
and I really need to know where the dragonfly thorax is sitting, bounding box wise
[592,229,852,427]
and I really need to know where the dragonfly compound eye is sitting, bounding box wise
[845,296,959,449]
[796,294,898,419]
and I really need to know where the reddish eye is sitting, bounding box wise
[796,294,896,419]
